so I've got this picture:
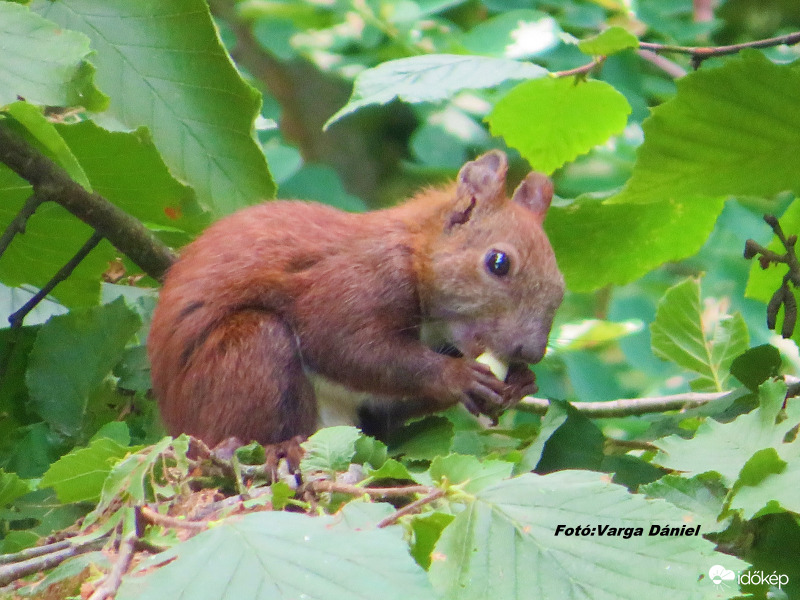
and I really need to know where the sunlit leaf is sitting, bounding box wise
[429,470,745,599]
[650,278,748,391]
[545,195,725,292]
[578,26,639,56]
[488,77,630,174]
[0,3,106,110]
[653,380,795,486]
[32,0,274,216]
[26,298,141,437]
[117,512,435,600]
[609,51,800,205]
[326,54,546,128]
[39,437,131,504]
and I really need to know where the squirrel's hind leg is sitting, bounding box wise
[165,309,317,447]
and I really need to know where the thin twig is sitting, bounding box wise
[377,489,446,528]
[637,49,688,78]
[517,390,740,418]
[87,533,137,600]
[553,58,604,78]
[0,540,72,565]
[640,31,800,65]
[7,231,103,328]
[307,480,434,498]
[0,193,45,259]
[0,538,106,587]
[139,505,210,531]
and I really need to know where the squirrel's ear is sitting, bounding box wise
[456,150,508,202]
[512,172,553,223]
[447,151,508,230]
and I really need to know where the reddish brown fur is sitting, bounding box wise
[148,151,564,446]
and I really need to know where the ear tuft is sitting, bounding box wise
[512,172,553,223]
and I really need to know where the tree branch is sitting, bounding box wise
[553,58,604,79]
[139,505,210,531]
[87,533,137,600]
[636,49,688,78]
[0,193,45,259]
[0,537,106,588]
[8,232,103,328]
[306,480,434,498]
[640,31,800,66]
[517,389,744,418]
[377,489,445,528]
[0,123,177,282]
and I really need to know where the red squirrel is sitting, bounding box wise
[147,150,564,447]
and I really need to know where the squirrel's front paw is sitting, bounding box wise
[503,362,537,404]
[457,361,508,420]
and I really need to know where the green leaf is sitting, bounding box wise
[516,399,569,473]
[0,121,199,306]
[26,298,141,437]
[642,474,728,526]
[650,278,749,392]
[55,122,203,233]
[300,426,362,475]
[21,551,112,594]
[234,442,267,466]
[39,437,131,504]
[428,454,513,493]
[389,416,454,461]
[577,26,640,56]
[33,0,274,216]
[1,423,57,479]
[114,345,153,394]
[279,164,367,213]
[729,345,781,391]
[409,511,454,569]
[268,481,293,511]
[116,512,435,600]
[91,421,131,446]
[534,401,605,473]
[4,102,91,189]
[729,438,800,519]
[602,454,666,489]
[338,501,396,530]
[365,458,416,483]
[609,51,800,205]
[325,54,547,128]
[0,3,106,110]
[353,434,388,468]
[736,447,786,488]
[487,77,630,174]
[0,489,86,546]
[429,470,745,600]
[545,195,725,293]
[0,470,32,507]
[85,437,182,528]
[653,380,796,486]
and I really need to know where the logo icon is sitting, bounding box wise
[708,565,736,585]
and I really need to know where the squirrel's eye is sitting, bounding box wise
[485,249,511,277]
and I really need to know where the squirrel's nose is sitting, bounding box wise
[511,337,548,365]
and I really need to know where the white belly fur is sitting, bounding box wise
[309,372,371,428]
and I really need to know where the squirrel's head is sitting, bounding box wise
[422,150,564,365]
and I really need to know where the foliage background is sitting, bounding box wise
[1,0,800,599]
